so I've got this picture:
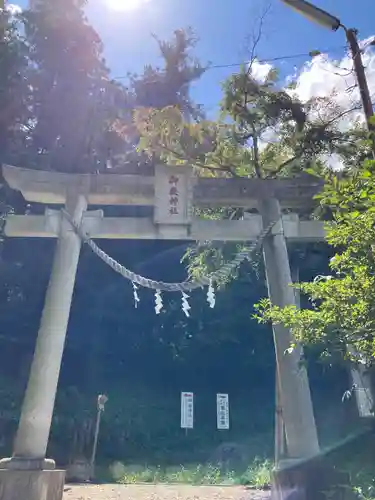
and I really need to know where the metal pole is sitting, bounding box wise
[90,394,108,478]
[90,411,102,471]
[337,27,375,410]
[345,28,374,130]
[280,3,374,130]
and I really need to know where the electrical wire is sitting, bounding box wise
[111,44,347,82]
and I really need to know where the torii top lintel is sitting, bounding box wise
[2,164,322,209]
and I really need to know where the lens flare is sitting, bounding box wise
[107,0,148,10]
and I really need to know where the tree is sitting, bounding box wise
[255,158,375,363]
[135,62,366,179]
[16,0,132,173]
[132,28,205,119]
[134,53,375,285]
[0,7,31,162]
[110,28,207,171]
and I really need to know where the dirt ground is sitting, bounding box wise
[63,484,271,500]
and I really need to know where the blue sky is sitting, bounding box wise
[14,0,375,114]
[89,0,375,112]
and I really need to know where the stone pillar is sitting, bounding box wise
[0,191,86,480]
[259,198,319,459]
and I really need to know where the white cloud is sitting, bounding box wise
[250,59,273,83]
[252,39,375,168]
[290,37,375,130]
[6,3,22,15]
[291,38,375,168]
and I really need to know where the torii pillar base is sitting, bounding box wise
[0,468,65,500]
[271,457,354,500]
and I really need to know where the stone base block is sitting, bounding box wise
[0,469,65,500]
[0,457,55,470]
[271,457,354,500]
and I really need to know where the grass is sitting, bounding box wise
[339,457,375,500]
[108,459,272,488]
[106,453,375,499]
[325,427,375,500]
[98,425,375,497]
[101,443,375,499]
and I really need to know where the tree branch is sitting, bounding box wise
[324,104,362,127]
[159,141,240,177]
[265,155,298,178]
[251,124,262,179]
[242,3,271,179]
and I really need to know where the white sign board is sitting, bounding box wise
[181,392,194,429]
[217,393,230,430]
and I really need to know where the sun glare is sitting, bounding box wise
[107,0,148,10]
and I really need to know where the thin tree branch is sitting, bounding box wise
[242,3,271,179]
[324,104,362,127]
[265,155,298,178]
[159,141,240,177]
[251,124,262,178]
[245,2,271,77]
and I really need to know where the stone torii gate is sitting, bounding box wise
[0,164,371,500]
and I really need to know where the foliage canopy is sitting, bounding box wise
[255,159,375,363]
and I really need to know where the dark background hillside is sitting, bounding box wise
[0,236,355,467]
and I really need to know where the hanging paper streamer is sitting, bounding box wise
[181,292,191,317]
[132,282,140,308]
[155,289,163,314]
[207,280,216,309]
